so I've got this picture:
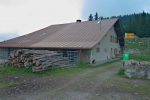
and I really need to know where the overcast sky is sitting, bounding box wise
[0,0,150,41]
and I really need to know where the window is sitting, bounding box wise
[114,37,118,43]
[96,48,100,53]
[112,36,115,43]
[110,35,118,43]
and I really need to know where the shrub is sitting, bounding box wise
[117,68,125,76]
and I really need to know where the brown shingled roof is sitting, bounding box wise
[0,18,118,49]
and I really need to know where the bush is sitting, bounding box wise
[117,68,125,76]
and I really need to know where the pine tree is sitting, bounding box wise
[88,14,93,21]
[87,12,150,37]
[94,12,99,20]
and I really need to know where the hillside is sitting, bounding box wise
[88,12,150,37]
[119,12,150,37]
[125,38,150,61]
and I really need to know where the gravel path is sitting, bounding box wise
[0,61,149,100]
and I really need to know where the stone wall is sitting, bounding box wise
[123,60,150,79]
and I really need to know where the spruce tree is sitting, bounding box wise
[87,12,150,37]
[88,14,93,21]
[94,12,99,20]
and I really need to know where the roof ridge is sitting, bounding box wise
[0,18,119,49]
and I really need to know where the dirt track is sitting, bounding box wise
[0,61,150,100]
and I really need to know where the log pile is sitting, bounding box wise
[7,49,70,72]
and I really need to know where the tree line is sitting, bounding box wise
[88,12,150,37]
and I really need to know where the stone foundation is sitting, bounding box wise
[123,60,150,79]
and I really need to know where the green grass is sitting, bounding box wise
[130,54,150,61]
[125,38,150,61]
[117,68,125,76]
[109,76,150,97]
[125,38,150,49]
[126,43,149,49]
[0,61,118,77]
[119,81,150,96]
[0,64,91,77]
[43,66,90,77]
[0,82,19,89]
[86,61,120,79]
[0,66,34,76]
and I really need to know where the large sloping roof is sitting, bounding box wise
[0,18,118,49]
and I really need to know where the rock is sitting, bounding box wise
[14,77,19,79]
[95,94,100,96]
[124,60,150,79]
[134,92,139,95]
[136,70,146,78]
[145,97,149,100]
[125,69,136,78]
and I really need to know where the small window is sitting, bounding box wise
[96,48,100,53]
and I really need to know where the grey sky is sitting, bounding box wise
[0,0,83,35]
[0,0,150,41]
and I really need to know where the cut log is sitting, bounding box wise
[7,49,70,72]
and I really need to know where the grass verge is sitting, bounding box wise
[109,76,150,97]
[0,82,19,89]
[117,68,125,76]
[0,64,91,77]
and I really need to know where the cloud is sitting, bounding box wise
[0,33,19,42]
[0,0,83,35]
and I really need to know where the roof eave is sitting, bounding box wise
[0,46,91,50]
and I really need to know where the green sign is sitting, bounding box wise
[123,53,129,61]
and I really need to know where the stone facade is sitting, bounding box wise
[89,27,120,65]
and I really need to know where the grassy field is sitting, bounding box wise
[0,65,90,77]
[130,53,150,61]
[0,61,117,77]
[125,38,150,49]
[126,38,150,61]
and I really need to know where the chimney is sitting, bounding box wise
[76,19,82,23]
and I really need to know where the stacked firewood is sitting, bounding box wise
[7,49,70,72]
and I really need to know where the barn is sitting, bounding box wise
[0,18,124,67]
